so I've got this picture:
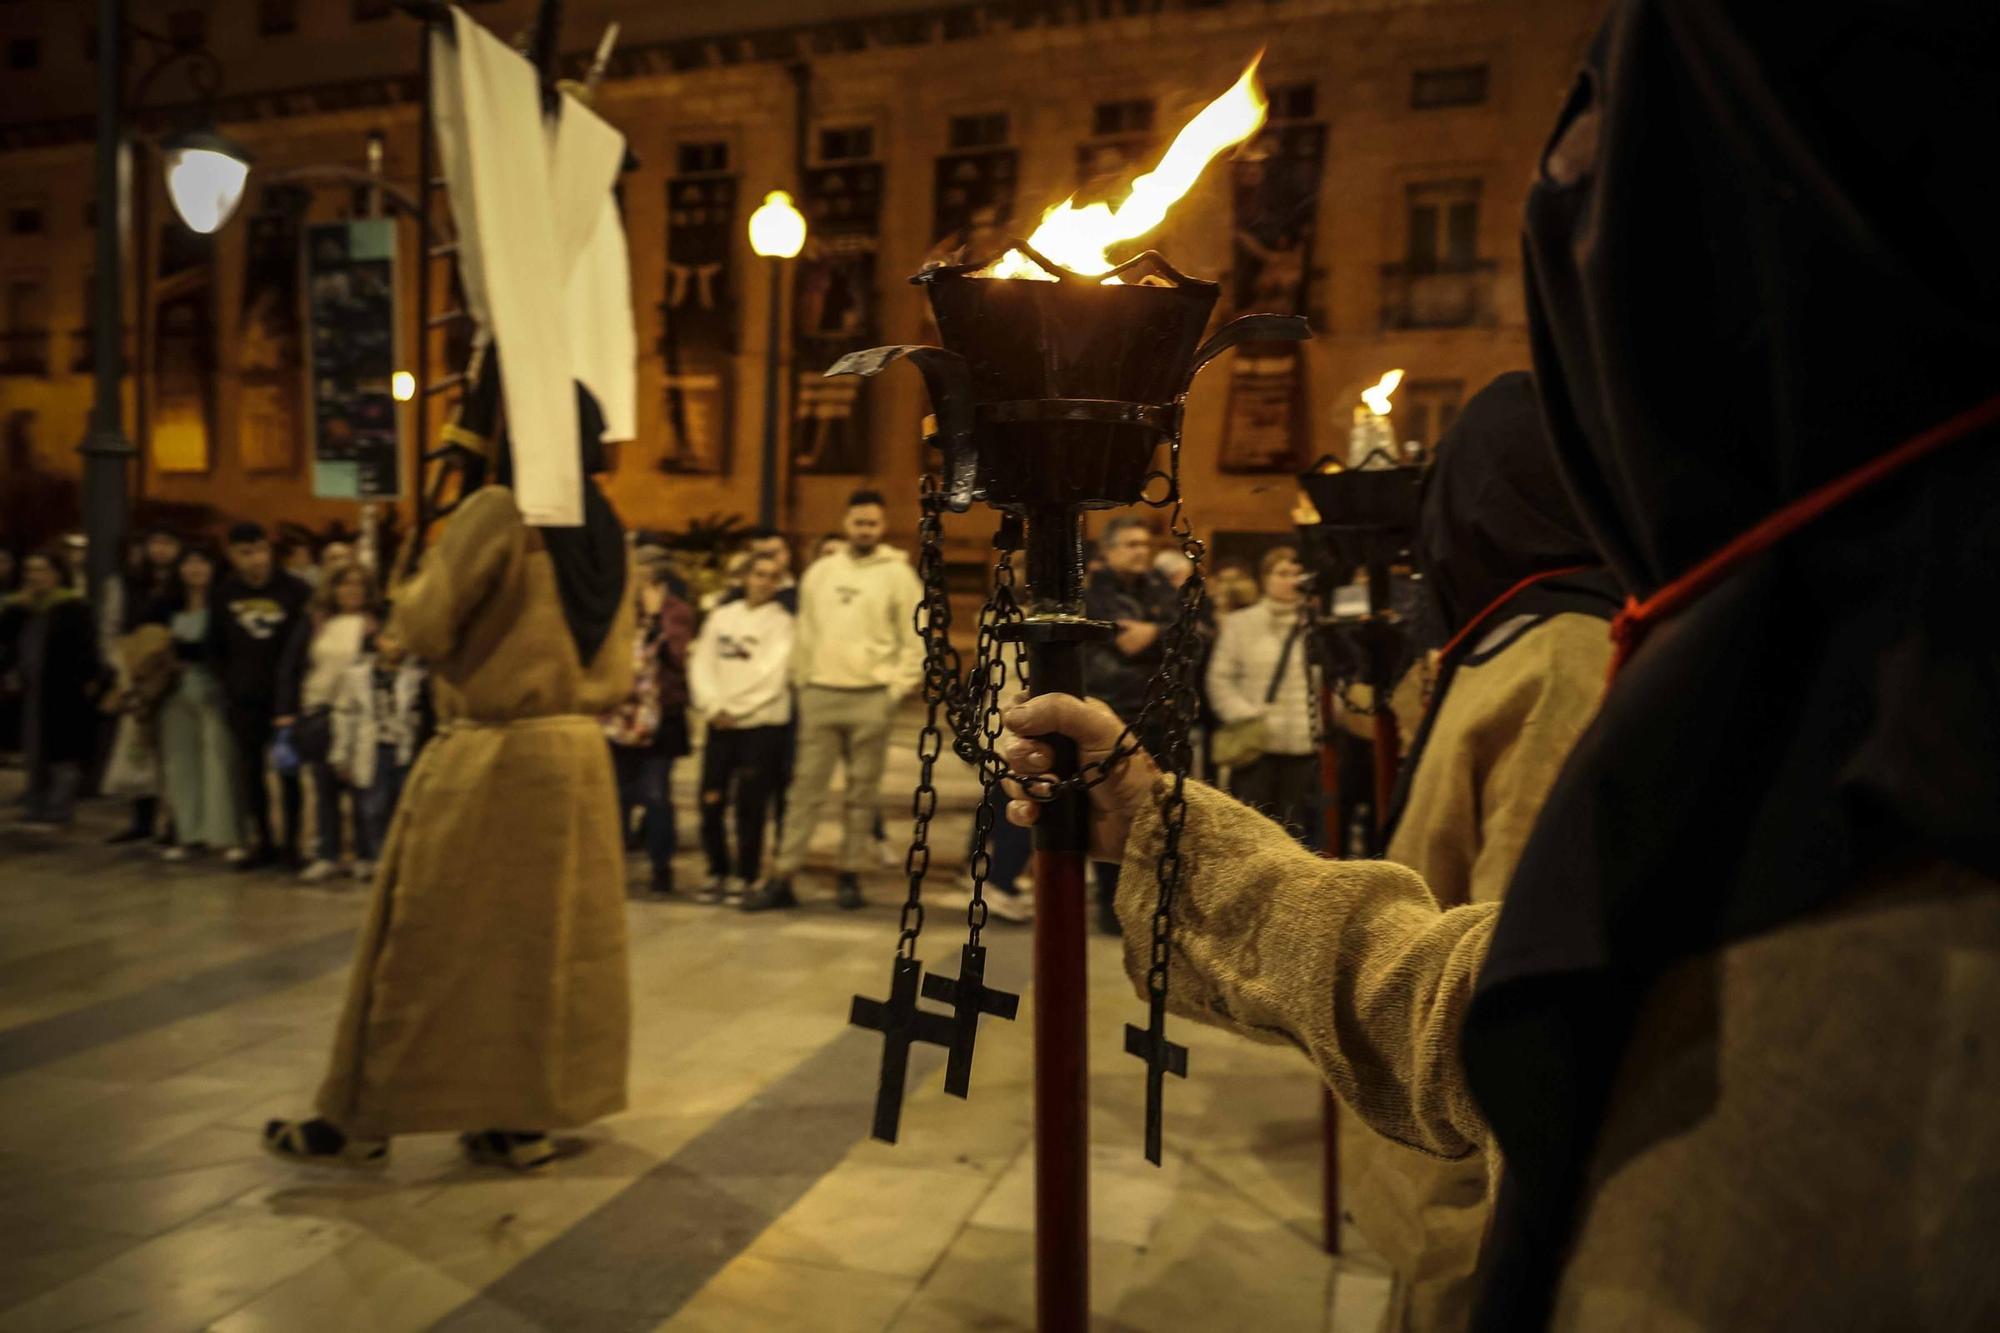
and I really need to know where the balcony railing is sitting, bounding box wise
[0,330,51,376]
[1378,260,1498,331]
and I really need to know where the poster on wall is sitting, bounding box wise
[237,197,305,474]
[659,173,737,475]
[791,162,883,475]
[150,227,216,475]
[931,148,1016,261]
[304,218,401,500]
[1219,121,1326,473]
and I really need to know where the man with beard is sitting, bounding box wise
[748,489,921,912]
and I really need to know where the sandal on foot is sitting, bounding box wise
[459,1130,557,1172]
[263,1117,388,1164]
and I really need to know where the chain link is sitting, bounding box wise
[1141,448,1206,1010]
[896,475,958,959]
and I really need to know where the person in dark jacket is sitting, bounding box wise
[1080,514,1180,934]
[210,522,311,869]
[0,547,100,828]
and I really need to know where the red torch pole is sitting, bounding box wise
[1027,632,1091,1333]
[1314,682,1344,1255]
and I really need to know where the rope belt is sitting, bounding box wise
[1609,391,2000,678]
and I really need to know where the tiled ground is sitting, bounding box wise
[0,726,1387,1332]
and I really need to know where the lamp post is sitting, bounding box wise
[747,189,806,529]
[78,0,133,608]
[77,1,251,605]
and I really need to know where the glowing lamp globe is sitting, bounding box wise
[161,129,253,235]
[748,190,806,260]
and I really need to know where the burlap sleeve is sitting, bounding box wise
[390,485,518,663]
[1114,779,1496,1159]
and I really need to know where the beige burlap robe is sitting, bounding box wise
[1115,784,2000,1329]
[1354,613,1610,1333]
[316,486,634,1138]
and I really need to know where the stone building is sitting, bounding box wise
[0,0,1602,564]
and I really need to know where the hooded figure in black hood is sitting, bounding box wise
[999,2,2000,1328]
[1351,373,1620,1333]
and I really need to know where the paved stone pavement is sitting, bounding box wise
[0,721,1389,1332]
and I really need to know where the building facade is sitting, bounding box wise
[0,0,1603,563]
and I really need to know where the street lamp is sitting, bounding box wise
[160,127,253,234]
[747,189,806,529]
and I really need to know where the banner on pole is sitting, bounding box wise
[659,170,737,475]
[1219,121,1326,473]
[792,161,883,476]
[304,218,402,500]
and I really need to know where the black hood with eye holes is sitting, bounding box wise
[1460,3,2000,1327]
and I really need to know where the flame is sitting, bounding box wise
[1361,369,1404,416]
[985,55,1268,280]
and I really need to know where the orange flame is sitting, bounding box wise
[985,55,1268,280]
[1361,369,1404,416]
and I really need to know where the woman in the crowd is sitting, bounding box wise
[266,380,634,1172]
[602,563,693,897]
[0,547,99,828]
[1341,372,1621,1332]
[102,528,183,842]
[155,546,244,860]
[1204,545,1316,843]
[285,562,377,883]
[1003,4,2000,1327]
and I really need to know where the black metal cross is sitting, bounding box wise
[921,942,1020,1098]
[850,956,957,1144]
[1123,1005,1189,1166]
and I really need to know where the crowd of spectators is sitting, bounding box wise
[2,489,1323,935]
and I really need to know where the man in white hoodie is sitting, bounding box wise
[745,490,922,911]
[689,552,795,902]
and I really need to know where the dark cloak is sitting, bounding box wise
[458,357,628,665]
[1462,3,2000,1327]
[1380,372,1621,844]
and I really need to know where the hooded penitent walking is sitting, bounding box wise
[266,385,633,1169]
[1001,2,2000,1327]
[1344,371,1618,1333]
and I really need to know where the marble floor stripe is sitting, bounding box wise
[427,948,1024,1333]
[0,928,356,1079]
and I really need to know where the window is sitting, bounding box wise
[1398,380,1465,454]
[1268,82,1316,123]
[819,126,874,163]
[1412,65,1489,110]
[352,0,393,22]
[1091,99,1153,137]
[1,275,50,375]
[948,112,1009,150]
[675,142,730,175]
[1405,180,1480,271]
[7,207,44,237]
[7,37,38,70]
[259,0,299,36]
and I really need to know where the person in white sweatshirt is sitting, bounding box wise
[1204,545,1318,845]
[746,490,922,911]
[689,552,795,901]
